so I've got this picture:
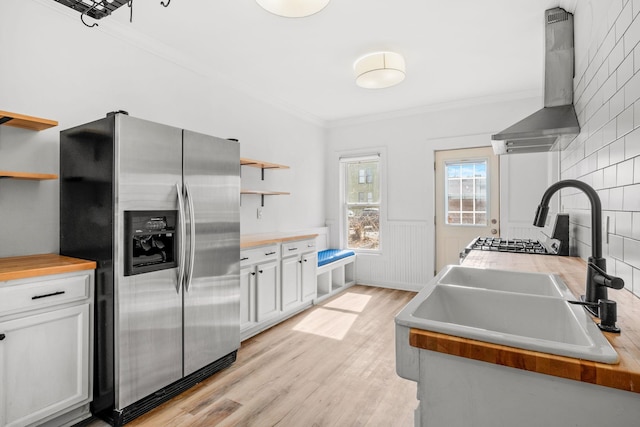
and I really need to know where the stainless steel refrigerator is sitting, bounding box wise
[60,112,240,426]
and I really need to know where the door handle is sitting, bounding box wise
[176,183,186,293]
[491,229,498,235]
[185,182,196,292]
[0,334,5,341]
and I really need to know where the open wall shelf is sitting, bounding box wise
[0,171,58,180]
[240,157,289,206]
[0,111,58,131]
[0,110,59,181]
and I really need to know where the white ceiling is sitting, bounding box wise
[81,0,575,124]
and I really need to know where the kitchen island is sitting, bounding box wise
[397,251,640,426]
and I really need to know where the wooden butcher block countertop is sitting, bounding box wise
[241,232,318,249]
[409,251,640,394]
[0,254,96,281]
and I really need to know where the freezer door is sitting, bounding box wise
[183,130,240,376]
[115,115,184,409]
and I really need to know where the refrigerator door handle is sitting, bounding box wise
[176,183,187,292]
[185,182,197,292]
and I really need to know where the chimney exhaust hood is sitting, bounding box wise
[492,7,580,155]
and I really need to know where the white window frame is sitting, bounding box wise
[340,153,383,253]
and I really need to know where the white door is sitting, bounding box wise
[435,146,500,272]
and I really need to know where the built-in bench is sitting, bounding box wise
[316,249,356,302]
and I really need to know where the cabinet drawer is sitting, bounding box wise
[241,245,278,267]
[281,239,316,258]
[0,273,91,316]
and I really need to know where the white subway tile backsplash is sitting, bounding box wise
[624,237,640,268]
[617,55,634,89]
[623,183,640,209]
[618,1,634,41]
[604,164,618,187]
[611,89,626,118]
[610,234,625,259]
[604,119,618,145]
[598,147,610,170]
[620,158,635,185]
[624,71,640,107]
[598,189,611,210]
[624,9,640,56]
[633,212,640,239]
[615,259,634,292]
[627,132,640,158]
[610,137,626,163]
[617,211,633,235]
[611,40,625,74]
[618,104,635,136]
[611,186,625,209]
[564,1,640,300]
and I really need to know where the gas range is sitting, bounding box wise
[468,237,552,254]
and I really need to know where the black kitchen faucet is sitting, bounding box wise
[533,179,623,332]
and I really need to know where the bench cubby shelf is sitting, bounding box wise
[315,255,356,303]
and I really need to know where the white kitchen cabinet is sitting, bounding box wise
[281,239,317,310]
[0,270,93,427]
[240,245,279,338]
[301,251,317,302]
[240,266,256,331]
[255,260,279,322]
[281,255,301,310]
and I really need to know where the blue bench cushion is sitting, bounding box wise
[318,249,355,267]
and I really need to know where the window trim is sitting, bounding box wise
[340,152,383,253]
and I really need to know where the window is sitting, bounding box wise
[342,155,381,250]
[445,160,487,225]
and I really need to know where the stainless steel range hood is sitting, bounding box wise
[492,7,580,155]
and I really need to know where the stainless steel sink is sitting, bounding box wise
[395,265,619,364]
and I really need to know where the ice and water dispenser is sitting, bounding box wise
[124,210,178,276]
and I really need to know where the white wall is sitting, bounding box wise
[326,97,552,290]
[0,0,325,258]
[561,0,640,297]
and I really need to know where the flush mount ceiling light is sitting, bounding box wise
[354,52,406,89]
[256,0,331,18]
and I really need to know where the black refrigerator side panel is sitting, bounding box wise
[59,116,115,414]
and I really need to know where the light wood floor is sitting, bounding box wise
[91,285,417,426]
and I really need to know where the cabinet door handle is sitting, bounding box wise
[251,272,256,276]
[31,290,65,300]
[0,334,5,341]
[288,247,298,251]
[298,260,302,264]
[258,270,263,274]
[265,251,276,256]
[241,257,249,261]
[304,259,308,262]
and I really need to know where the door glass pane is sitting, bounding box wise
[444,160,488,226]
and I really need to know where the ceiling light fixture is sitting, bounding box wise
[256,0,330,18]
[354,52,406,89]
